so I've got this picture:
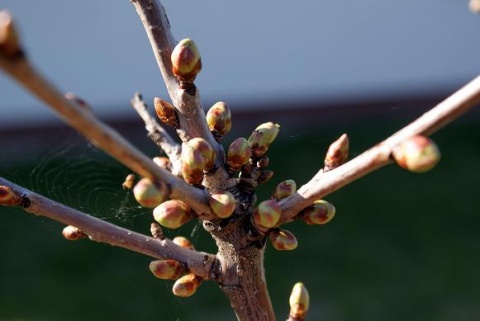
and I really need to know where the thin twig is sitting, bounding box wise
[0,177,215,278]
[279,75,480,223]
[130,92,182,174]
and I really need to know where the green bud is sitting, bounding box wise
[209,192,236,218]
[253,199,281,229]
[133,177,169,208]
[248,122,280,158]
[149,259,184,280]
[289,282,310,320]
[154,97,179,128]
[187,137,215,171]
[181,144,206,185]
[172,273,203,297]
[206,102,232,140]
[272,179,297,200]
[171,38,202,85]
[173,236,195,250]
[269,229,298,251]
[226,137,251,172]
[392,135,441,173]
[300,200,336,225]
[153,200,192,229]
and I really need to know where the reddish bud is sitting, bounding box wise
[392,135,441,173]
[173,236,195,250]
[289,282,310,320]
[62,225,87,241]
[172,273,203,297]
[206,102,232,140]
[324,133,349,171]
[269,229,298,251]
[149,259,184,280]
[248,122,280,158]
[133,178,169,208]
[209,192,236,218]
[171,38,202,85]
[272,179,297,200]
[256,156,270,168]
[181,144,206,185]
[253,199,281,229]
[0,185,21,206]
[154,97,179,128]
[122,174,136,190]
[0,11,20,57]
[187,137,215,171]
[153,200,192,229]
[300,200,336,225]
[257,170,274,184]
[226,137,251,172]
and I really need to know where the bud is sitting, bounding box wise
[0,185,21,206]
[209,192,236,218]
[226,137,251,172]
[324,133,349,171]
[289,282,310,320]
[153,156,172,172]
[257,169,274,184]
[206,102,232,140]
[256,156,269,168]
[0,11,20,57]
[248,122,280,158]
[272,179,297,200]
[187,137,215,171]
[269,229,298,251]
[300,200,336,225]
[181,144,206,185]
[153,199,192,229]
[173,236,195,250]
[62,225,87,241]
[470,0,480,13]
[122,174,136,190]
[172,273,203,297]
[253,199,281,229]
[392,135,441,173]
[154,97,179,128]
[150,222,164,239]
[133,177,169,208]
[149,259,184,280]
[171,38,202,85]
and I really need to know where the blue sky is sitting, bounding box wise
[1,0,479,127]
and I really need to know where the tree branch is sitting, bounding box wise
[279,75,480,222]
[0,177,215,278]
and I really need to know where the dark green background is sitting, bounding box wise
[1,109,479,321]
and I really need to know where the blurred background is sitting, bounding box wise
[1,1,480,320]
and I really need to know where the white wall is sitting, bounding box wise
[1,0,479,127]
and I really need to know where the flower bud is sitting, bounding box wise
[256,156,269,168]
[272,179,297,200]
[154,97,179,128]
[253,199,281,229]
[181,144,206,185]
[149,259,184,280]
[226,137,251,172]
[269,229,298,251]
[133,178,169,208]
[257,169,274,184]
[187,137,215,171]
[153,200,192,229]
[122,174,136,190]
[172,273,203,297]
[0,185,21,206]
[209,192,236,218]
[392,135,441,173]
[289,282,310,320]
[171,38,202,85]
[470,0,480,13]
[324,133,349,171]
[300,200,336,225]
[153,156,172,172]
[248,122,280,158]
[206,102,232,140]
[62,225,87,241]
[0,11,20,57]
[173,236,195,250]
